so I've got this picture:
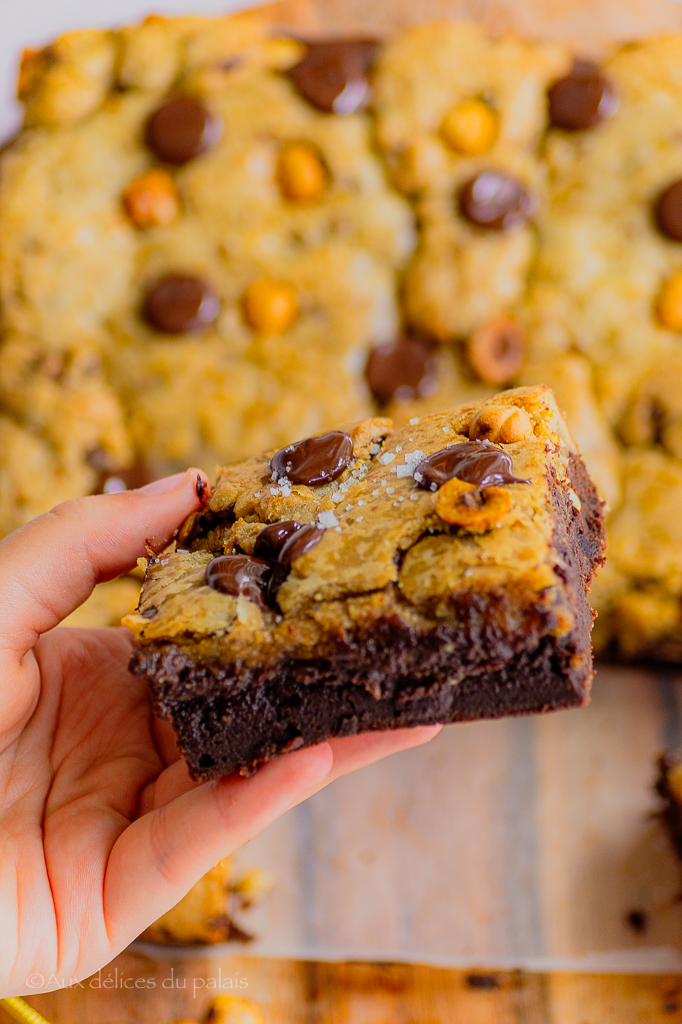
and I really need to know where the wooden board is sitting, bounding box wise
[9,954,682,1024]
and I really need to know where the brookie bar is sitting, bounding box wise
[125,385,606,780]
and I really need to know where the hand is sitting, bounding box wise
[0,472,439,996]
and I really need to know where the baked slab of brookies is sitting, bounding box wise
[125,386,605,780]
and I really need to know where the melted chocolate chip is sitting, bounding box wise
[365,335,438,405]
[270,431,353,486]
[459,172,535,230]
[267,523,324,600]
[548,61,617,131]
[414,440,529,491]
[145,96,221,164]
[206,554,272,606]
[254,520,302,560]
[288,39,378,114]
[278,522,324,566]
[143,274,220,334]
[655,179,682,242]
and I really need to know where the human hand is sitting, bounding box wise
[0,473,439,996]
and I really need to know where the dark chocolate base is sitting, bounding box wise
[130,452,605,780]
[141,634,589,779]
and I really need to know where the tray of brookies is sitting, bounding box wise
[5,0,682,972]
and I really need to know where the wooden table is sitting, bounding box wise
[5,952,681,1024]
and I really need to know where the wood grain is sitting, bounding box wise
[7,954,682,1024]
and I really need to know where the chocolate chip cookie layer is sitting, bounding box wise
[125,385,605,780]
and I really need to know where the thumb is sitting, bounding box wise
[0,469,209,657]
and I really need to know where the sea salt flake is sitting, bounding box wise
[369,443,381,455]
[409,417,419,425]
[356,515,364,522]
[318,510,339,528]
[386,486,395,494]
[395,445,403,453]
[379,452,396,465]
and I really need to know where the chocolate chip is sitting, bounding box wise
[267,523,324,601]
[414,440,530,491]
[270,431,353,486]
[655,179,682,242]
[548,61,617,131]
[206,554,273,607]
[458,172,535,230]
[143,274,220,334]
[254,520,302,560]
[145,96,221,164]
[365,335,438,405]
[278,522,324,566]
[288,39,378,114]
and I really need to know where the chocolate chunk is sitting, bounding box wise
[270,431,353,486]
[254,520,302,560]
[548,61,617,131]
[143,274,220,334]
[206,554,272,606]
[288,40,378,114]
[459,172,535,230]
[655,179,682,242]
[365,335,438,405]
[414,440,530,491]
[145,96,221,164]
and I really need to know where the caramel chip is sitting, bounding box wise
[122,168,179,228]
[467,315,525,384]
[435,477,511,532]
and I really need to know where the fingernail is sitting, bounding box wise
[137,471,189,496]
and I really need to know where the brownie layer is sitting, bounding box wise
[131,447,603,779]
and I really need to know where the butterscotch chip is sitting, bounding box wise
[440,99,499,156]
[17,48,49,100]
[243,279,298,333]
[122,169,180,228]
[436,476,511,532]
[467,315,525,384]
[277,142,327,202]
[657,272,682,331]
[469,403,533,444]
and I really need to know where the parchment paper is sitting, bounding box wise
[5,0,682,972]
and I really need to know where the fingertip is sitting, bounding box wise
[136,466,210,501]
